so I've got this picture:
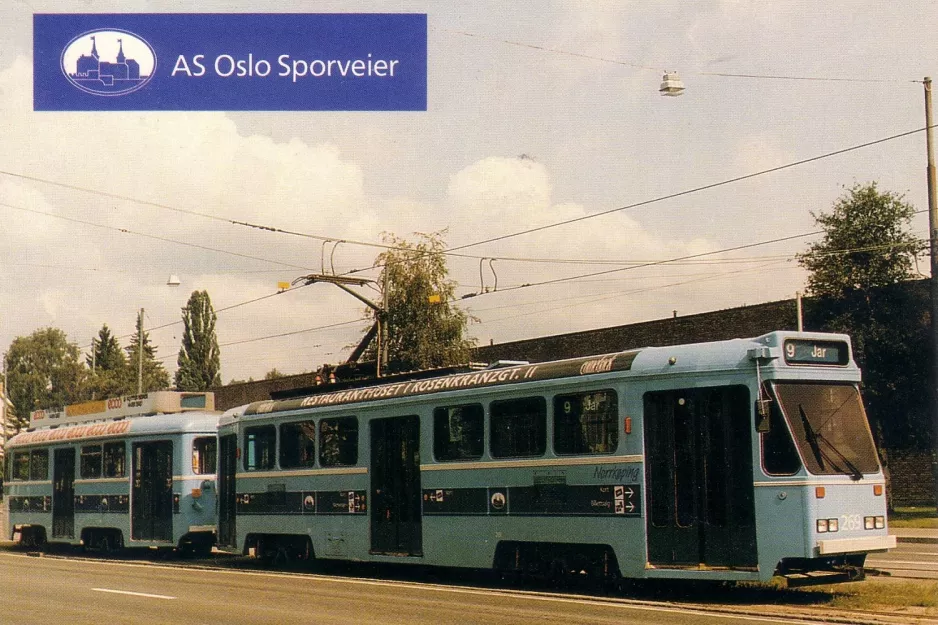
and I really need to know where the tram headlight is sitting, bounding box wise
[816,518,838,533]
[864,516,875,530]
[875,516,885,529]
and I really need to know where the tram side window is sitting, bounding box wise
[192,437,217,474]
[319,417,358,467]
[554,390,618,455]
[103,442,126,478]
[280,421,316,468]
[434,403,484,461]
[12,450,30,481]
[490,397,547,458]
[80,444,103,479]
[29,449,49,480]
[761,391,802,476]
[244,426,277,471]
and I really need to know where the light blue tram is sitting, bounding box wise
[4,391,219,555]
[216,331,895,584]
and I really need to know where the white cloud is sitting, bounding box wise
[2,1,930,383]
[0,55,375,380]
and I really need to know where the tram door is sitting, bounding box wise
[644,386,757,568]
[217,434,238,548]
[52,448,75,539]
[370,416,423,556]
[132,441,174,542]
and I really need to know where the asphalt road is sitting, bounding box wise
[867,541,938,580]
[0,551,864,625]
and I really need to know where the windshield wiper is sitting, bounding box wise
[815,432,864,481]
[799,404,863,481]
[799,404,825,469]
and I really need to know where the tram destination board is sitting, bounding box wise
[783,339,849,366]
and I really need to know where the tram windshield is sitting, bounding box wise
[772,382,880,478]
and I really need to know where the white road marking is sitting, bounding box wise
[0,553,864,623]
[91,588,176,600]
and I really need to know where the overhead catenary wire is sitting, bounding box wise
[442,126,934,254]
[0,200,315,272]
[478,260,790,326]
[3,125,933,279]
[444,27,917,85]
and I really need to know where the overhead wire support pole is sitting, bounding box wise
[924,76,938,512]
[137,307,144,395]
[293,273,387,376]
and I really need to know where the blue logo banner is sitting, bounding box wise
[34,13,427,111]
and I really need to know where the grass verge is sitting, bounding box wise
[889,506,938,529]
[819,578,938,611]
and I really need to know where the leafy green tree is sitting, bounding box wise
[174,291,221,391]
[126,312,170,394]
[798,182,921,298]
[797,182,928,452]
[366,231,476,373]
[264,368,284,380]
[5,328,88,430]
[86,324,130,399]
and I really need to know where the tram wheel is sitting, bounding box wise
[98,532,123,555]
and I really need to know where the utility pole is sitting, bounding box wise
[924,77,938,511]
[381,270,389,374]
[2,353,8,449]
[137,307,144,395]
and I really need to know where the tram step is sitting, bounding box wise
[784,568,864,588]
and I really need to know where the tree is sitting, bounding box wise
[798,182,921,299]
[264,368,284,380]
[366,231,476,373]
[86,324,130,399]
[797,182,929,454]
[126,311,170,394]
[5,328,88,430]
[174,291,221,391]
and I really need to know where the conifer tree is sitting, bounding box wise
[87,324,130,399]
[175,290,221,391]
[126,311,170,393]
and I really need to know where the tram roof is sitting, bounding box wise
[6,410,220,449]
[226,331,856,420]
[7,392,220,449]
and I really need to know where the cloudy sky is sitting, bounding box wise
[1,1,935,383]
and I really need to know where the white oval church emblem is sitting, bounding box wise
[60,29,157,96]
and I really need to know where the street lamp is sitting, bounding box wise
[659,71,685,96]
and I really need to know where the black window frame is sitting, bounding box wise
[490,396,547,459]
[433,403,485,462]
[12,450,30,481]
[102,442,126,478]
[80,444,103,479]
[319,417,359,467]
[759,386,802,476]
[29,448,49,481]
[553,389,619,456]
[279,420,317,469]
[244,425,277,471]
[192,437,217,475]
